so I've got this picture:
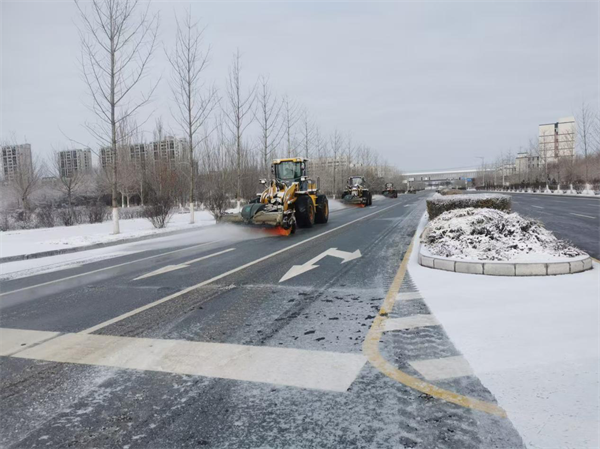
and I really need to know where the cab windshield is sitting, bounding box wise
[350,177,364,186]
[275,161,303,181]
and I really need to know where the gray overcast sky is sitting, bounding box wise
[1,1,598,172]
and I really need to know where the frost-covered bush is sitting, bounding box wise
[143,194,175,229]
[426,193,510,220]
[422,208,585,261]
[35,203,56,228]
[85,202,107,223]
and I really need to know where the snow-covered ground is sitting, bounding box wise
[0,211,215,259]
[422,208,585,262]
[410,214,599,449]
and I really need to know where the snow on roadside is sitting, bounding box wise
[409,215,599,449]
[0,211,215,259]
[421,207,585,262]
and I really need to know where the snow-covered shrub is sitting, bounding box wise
[35,203,56,228]
[143,194,175,229]
[439,189,462,196]
[119,206,144,220]
[422,208,585,261]
[85,202,107,223]
[426,193,510,220]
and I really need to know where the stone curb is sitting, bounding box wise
[0,225,209,264]
[418,248,593,276]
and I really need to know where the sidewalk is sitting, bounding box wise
[407,215,599,449]
[0,211,216,262]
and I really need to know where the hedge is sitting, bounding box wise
[426,193,511,220]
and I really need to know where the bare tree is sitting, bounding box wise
[75,0,159,234]
[282,95,300,158]
[167,8,217,224]
[50,149,88,222]
[10,155,42,211]
[300,109,314,160]
[254,75,284,178]
[577,101,594,184]
[223,49,256,202]
[330,130,343,196]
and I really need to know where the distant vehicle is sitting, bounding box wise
[342,175,372,206]
[407,187,416,194]
[382,182,398,198]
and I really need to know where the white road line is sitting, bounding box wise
[396,292,422,301]
[570,213,596,219]
[132,248,236,281]
[81,202,403,335]
[532,206,544,209]
[384,314,439,332]
[6,328,366,392]
[409,356,474,381]
[0,241,219,298]
[404,204,411,207]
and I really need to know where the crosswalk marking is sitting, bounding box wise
[384,314,439,332]
[396,292,422,301]
[0,328,60,356]
[409,356,473,381]
[3,328,366,392]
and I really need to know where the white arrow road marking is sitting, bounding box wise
[279,248,361,283]
[133,248,235,281]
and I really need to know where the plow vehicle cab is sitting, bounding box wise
[382,182,398,198]
[220,158,329,235]
[342,175,372,206]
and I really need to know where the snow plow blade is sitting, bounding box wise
[219,204,284,228]
[342,195,366,205]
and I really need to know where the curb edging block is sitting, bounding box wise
[570,260,585,273]
[547,263,570,275]
[433,259,455,272]
[484,263,515,276]
[455,262,483,275]
[515,264,547,276]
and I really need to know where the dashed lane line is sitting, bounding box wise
[0,241,220,298]
[532,206,544,209]
[570,213,596,219]
[362,231,508,418]
[1,328,366,392]
[80,202,404,335]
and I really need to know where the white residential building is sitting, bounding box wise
[1,143,33,181]
[538,117,576,164]
[515,152,540,174]
[58,148,92,178]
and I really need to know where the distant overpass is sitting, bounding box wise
[402,167,494,188]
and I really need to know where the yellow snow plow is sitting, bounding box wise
[341,175,372,206]
[219,158,329,235]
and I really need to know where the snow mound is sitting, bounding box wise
[421,208,586,262]
[428,192,509,203]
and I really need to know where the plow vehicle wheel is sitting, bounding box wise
[315,194,329,224]
[295,195,315,228]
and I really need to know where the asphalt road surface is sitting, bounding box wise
[2,193,526,448]
[506,192,600,259]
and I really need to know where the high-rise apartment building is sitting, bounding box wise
[1,143,33,181]
[57,148,92,178]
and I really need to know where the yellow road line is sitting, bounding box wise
[592,257,600,265]
[362,232,508,418]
